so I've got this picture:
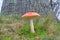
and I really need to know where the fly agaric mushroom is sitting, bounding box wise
[22,12,40,33]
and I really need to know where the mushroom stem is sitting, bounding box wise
[30,19,35,33]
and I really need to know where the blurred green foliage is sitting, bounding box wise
[0,13,60,40]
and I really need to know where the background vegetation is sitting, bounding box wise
[0,11,60,40]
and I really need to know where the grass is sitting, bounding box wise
[0,13,60,40]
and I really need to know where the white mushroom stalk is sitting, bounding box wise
[30,19,35,33]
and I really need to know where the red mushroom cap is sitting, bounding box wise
[22,12,40,19]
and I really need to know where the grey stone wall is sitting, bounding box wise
[1,0,16,14]
[1,0,51,16]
